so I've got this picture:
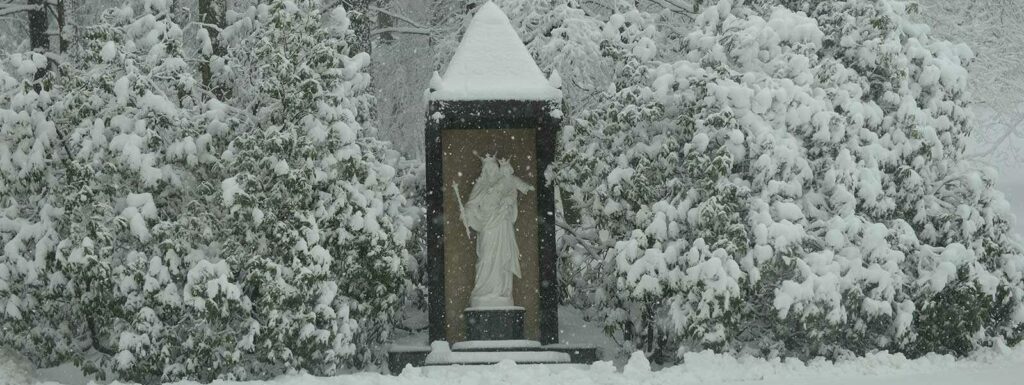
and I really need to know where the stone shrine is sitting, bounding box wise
[387,1,597,372]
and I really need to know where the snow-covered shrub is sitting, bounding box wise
[759,0,1023,358]
[3,0,416,382]
[215,0,416,375]
[47,2,250,382]
[0,53,78,369]
[556,0,1024,361]
[553,5,675,358]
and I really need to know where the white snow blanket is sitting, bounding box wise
[7,344,1024,385]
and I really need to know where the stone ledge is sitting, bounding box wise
[387,343,599,374]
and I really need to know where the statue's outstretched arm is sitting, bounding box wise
[510,176,534,193]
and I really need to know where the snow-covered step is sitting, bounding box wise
[451,339,541,351]
[424,341,570,366]
[387,341,598,372]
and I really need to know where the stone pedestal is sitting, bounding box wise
[465,307,525,340]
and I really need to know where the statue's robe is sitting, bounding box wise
[463,168,530,308]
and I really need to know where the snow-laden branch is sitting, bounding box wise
[555,220,604,262]
[369,6,426,29]
[644,0,696,15]
[0,3,41,17]
[191,21,224,33]
[663,0,696,11]
[968,113,1024,159]
[372,26,430,36]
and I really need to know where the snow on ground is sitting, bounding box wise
[5,343,1023,385]
[0,347,34,385]
[997,162,1024,236]
[557,306,622,362]
[11,308,1023,385]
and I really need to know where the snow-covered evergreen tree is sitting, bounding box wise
[557,0,1024,361]
[0,51,77,369]
[553,3,674,358]
[743,0,1024,358]
[5,1,417,381]
[47,1,248,381]
[215,0,415,375]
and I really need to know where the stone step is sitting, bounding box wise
[387,341,599,373]
[425,349,571,366]
[451,339,541,351]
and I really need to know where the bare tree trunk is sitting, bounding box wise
[28,0,49,84]
[198,0,228,99]
[345,0,374,55]
[54,0,67,54]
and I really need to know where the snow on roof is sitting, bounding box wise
[429,1,562,102]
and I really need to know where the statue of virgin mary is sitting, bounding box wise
[459,156,534,308]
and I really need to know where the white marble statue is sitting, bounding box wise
[458,155,534,308]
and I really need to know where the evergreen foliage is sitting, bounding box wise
[0,52,76,370]
[215,0,414,373]
[556,0,1024,362]
[1,0,416,381]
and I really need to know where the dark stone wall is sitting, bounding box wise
[425,100,560,344]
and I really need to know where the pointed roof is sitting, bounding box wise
[429,1,562,101]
